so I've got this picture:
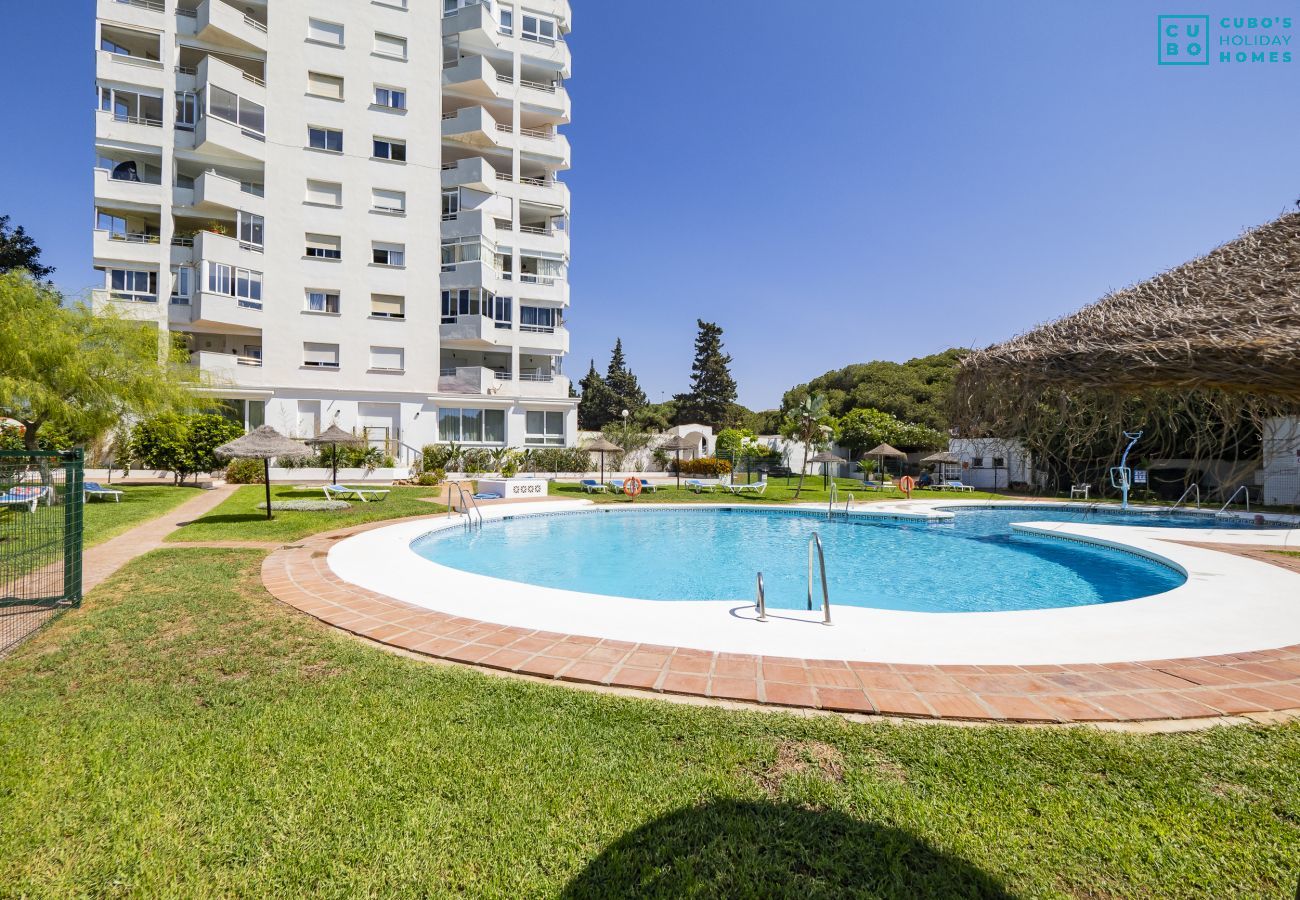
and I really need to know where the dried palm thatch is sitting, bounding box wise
[952,213,1300,496]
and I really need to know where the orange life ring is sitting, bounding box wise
[623,478,643,497]
[898,475,916,495]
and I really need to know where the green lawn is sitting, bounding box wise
[83,484,203,546]
[163,484,446,543]
[551,476,1012,506]
[1,548,1297,897]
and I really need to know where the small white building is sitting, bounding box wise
[946,438,1039,491]
[1260,417,1300,507]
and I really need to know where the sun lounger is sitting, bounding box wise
[942,480,975,492]
[685,478,719,493]
[580,479,606,493]
[322,484,390,502]
[84,482,123,502]
[0,485,50,512]
[638,479,659,493]
[724,479,768,495]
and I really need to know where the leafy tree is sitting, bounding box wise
[782,349,966,432]
[0,273,203,450]
[130,413,242,485]
[604,338,647,412]
[0,215,54,281]
[577,360,619,430]
[836,408,946,457]
[674,320,738,428]
[781,394,834,499]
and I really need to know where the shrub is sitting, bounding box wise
[225,458,266,484]
[131,413,243,485]
[672,456,732,477]
[500,460,519,478]
[416,468,445,487]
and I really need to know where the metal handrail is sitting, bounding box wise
[1217,484,1250,515]
[754,572,767,622]
[1171,483,1200,511]
[827,482,837,520]
[807,533,831,625]
[447,481,484,527]
[844,493,855,514]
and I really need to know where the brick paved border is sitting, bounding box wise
[262,517,1300,726]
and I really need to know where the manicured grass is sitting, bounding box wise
[82,484,203,546]
[1,548,1297,897]
[164,484,445,542]
[551,476,1012,506]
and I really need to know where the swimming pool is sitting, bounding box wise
[407,506,1249,613]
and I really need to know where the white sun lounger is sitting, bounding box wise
[685,478,721,493]
[84,482,123,502]
[724,479,768,495]
[323,484,391,502]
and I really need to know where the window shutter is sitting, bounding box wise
[308,19,344,46]
[305,180,342,206]
[370,294,405,317]
[303,342,340,366]
[372,188,406,212]
[305,233,341,254]
[370,346,404,370]
[374,33,407,58]
[307,71,344,100]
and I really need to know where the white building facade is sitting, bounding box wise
[93,0,577,460]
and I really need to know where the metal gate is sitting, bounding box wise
[0,449,84,656]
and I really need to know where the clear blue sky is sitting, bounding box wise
[4,1,1295,409]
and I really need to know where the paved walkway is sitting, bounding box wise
[262,518,1300,728]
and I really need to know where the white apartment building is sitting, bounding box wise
[92,0,576,459]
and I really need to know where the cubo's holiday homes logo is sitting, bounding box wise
[1158,14,1293,65]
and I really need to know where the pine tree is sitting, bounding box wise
[577,360,618,430]
[673,320,738,428]
[604,338,647,412]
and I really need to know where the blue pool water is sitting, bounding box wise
[405,505,1288,612]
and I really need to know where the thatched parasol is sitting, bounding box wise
[584,436,623,485]
[215,426,312,520]
[864,442,906,485]
[657,434,692,489]
[920,451,960,485]
[808,451,840,490]
[305,424,365,485]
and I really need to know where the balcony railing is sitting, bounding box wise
[243,14,267,34]
[104,52,164,70]
[519,372,556,382]
[107,112,164,128]
[520,324,557,333]
[171,236,194,247]
[117,0,165,12]
[520,126,553,140]
[520,78,556,94]
[176,7,197,17]
[518,224,551,236]
[519,273,559,286]
[103,231,162,244]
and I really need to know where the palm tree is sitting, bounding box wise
[783,394,834,499]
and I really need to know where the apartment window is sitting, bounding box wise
[441,236,490,270]
[307,71,345,101]
[207,85,264,135]
[970,457,985,468]
[519,253,566,284]
[305,290,340,314]
[170,266,193,303]
[217,398,265,431]
[439,408,506,444]
[372,188,406,214]
[237,211,264,249]
[99,87,164,126]
[521,14,556,45]
[96,211,127,236]
[992,457,1006,469]
[499,6,514,35]
[305,179,342,207]
[303,342,340,369]
[491,295,512,327]
[108,268,158,302]
[520,305,557,331]
[309,126,343,152]
[374,86,406,109]
[441,188,459,221]
[206,262,263,308]
[372,138,406,162]
[440,287,497,323]
[175,92,197,130]
[369,346,405,372]
[305,233,342,259]
[373,33,408,60]
[372,242,405,267]
[525,410,565,446]
[307,18,345,47]
[370,294,405,319]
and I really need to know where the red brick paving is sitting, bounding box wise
[261,519,1300,726]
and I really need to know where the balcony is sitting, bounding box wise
[197,54,267,106]
[514,126,570,168]
[441,156,498,192]
[189,349,271,387]
[96,49,166,91]
[441,2,506,55]
[194,111,267,162]
[511,223,569,255]
[518,323,570,355]
[437,365,502,395]
[95,109,164,147]
[516,76,571,124]
[186,0,268,53]
[441,106,509,151]
[440,314,514,349]
[513,372,571,399]
[498,173,570,209]
[194,228,262,266]
[193,170,265,214]
[93,229,162,266]
[91,288,164,321]
[442,55,511,104]
[94,167,164,208]
[171,290,262,331]
[97,0,165,29]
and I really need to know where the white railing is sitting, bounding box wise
[101,168,163,186]
[243,71,265,88]
[519,274,558,286]
[439,367,458,376]
[175,65,197,76]
[106,112,164,127]
[171,236,194,247]
[243,14,267,34]
[496,74,514,85]
[519,175,551,187]
[176,7,197,17]
[519,126,553,140]
[520,78,556,94]
[495,123,513,134]
[236,355,262,367]
[494,371,513,380]
[519,373,555,382]
[109,292,158,304]
[519,224,551,236]
[118,0,165,11]
[107,52,164,70]
[520,324,557,333]
[103,231,161,244]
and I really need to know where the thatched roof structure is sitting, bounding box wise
[305,424,364,446]
[957,212,1300,400]
[865,443,906,458]
[921,451,960,465]
[584,437,623,452]
[215,426,312,460]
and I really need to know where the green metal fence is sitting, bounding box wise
[0,449,84,656]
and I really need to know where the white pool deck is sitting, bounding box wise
[327,499,1300,666]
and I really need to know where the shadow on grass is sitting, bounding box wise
[561,799,1016,899]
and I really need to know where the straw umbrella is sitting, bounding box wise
[921,450,961,486]
[807,451,841,490]
[657,434,692,489]
[585,436,623,485]
[215,426,312,520]
[305,423,365,486]
[864,442,907,488]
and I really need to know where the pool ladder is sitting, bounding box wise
[751,532,832,626]
[1217,484,1250,516]
[1171,483,1200,511]
[446,481,484,529]
[827,483,855,520]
